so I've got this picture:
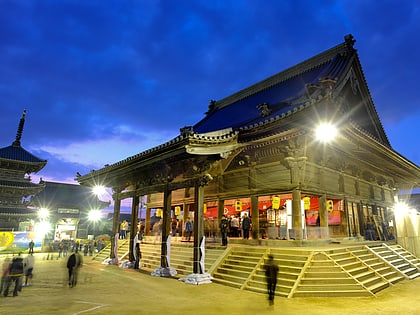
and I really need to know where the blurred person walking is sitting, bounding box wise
[264,254,279,305]
[3,253,24,297]
[23,253,35,286]
[66,250,83,288]
[0,257,11,294]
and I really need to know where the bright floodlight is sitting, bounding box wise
[92,185,106,197]
[35,221,51,237]
[38,207,49,219]
[394,201,414,215]
[316,123,337,143]
[88,209,102,222]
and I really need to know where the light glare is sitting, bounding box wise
[93,185,106,197]
[88,209,102,222]
[316,123,337,143]
[38,207,49,219]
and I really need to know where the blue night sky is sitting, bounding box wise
[1,0,420,189]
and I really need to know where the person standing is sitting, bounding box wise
[120,220,128,239]
[123,220,129,239]
[242,214,251,240]
[171,218,178,237]
[137,221,145,237]
[264,255,279,305]
[220,215,229,246]
[184,217,193,241]
[230,216,239,237]
[28,240,34,254]
[66,250,83,288]
[134,235,142,270]
[23,254,35,286]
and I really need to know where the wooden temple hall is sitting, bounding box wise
[77,35,420,276]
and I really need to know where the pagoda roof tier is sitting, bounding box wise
[0,110,47,172]
[0,179,45,189]
[0,206,36,216]
[0,145,47,171]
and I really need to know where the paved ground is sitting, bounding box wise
[1,252,419,315]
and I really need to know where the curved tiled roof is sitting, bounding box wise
[194,53,349,134]
[77,34,395,182]
[0,144,47,164]
[0,179,43,189]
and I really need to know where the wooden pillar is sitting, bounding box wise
[184,203,190,223]
[218,198,224,221]
[145,206,151,236]
[319,195,329,239]
[251,195,259,240]
[129,195,139,261]
[217,198,224,242]
[193,181,205,273]
[292,188,303,240]
[160,185,172,268]
[110,193,121,259]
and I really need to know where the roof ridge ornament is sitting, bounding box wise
[257,102,272,117]
[12,109,26,147]
[344,34,356,50]
[206,99,217,115]
[180,126,194,137]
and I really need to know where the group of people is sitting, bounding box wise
[1,253,34,297]
[150,217,194,242]
[219,213,252,246]
[120,220,129,239]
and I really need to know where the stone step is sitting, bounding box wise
[293,289,372,298]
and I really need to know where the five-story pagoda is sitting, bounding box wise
[0,110,47,230]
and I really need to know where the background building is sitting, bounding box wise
[31,181,110,243]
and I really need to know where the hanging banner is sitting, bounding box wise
[235,200,242,212]
[303,197,311,210]
[272,196,280,210]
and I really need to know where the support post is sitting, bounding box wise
[319,195,329,239]
[292,188,303,240]
[160,185,172,268]
[110,193,121,259]
[193,181,205,274]
[251,195,259,240]
[129,195,139,262]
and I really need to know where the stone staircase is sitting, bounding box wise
[91,239,130,262]
[245,249,310,298]
[92,241,420,298]
[92,238,226,276]
[211,247,267,289]
[369,243,420,280]
[293,251,375,297]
